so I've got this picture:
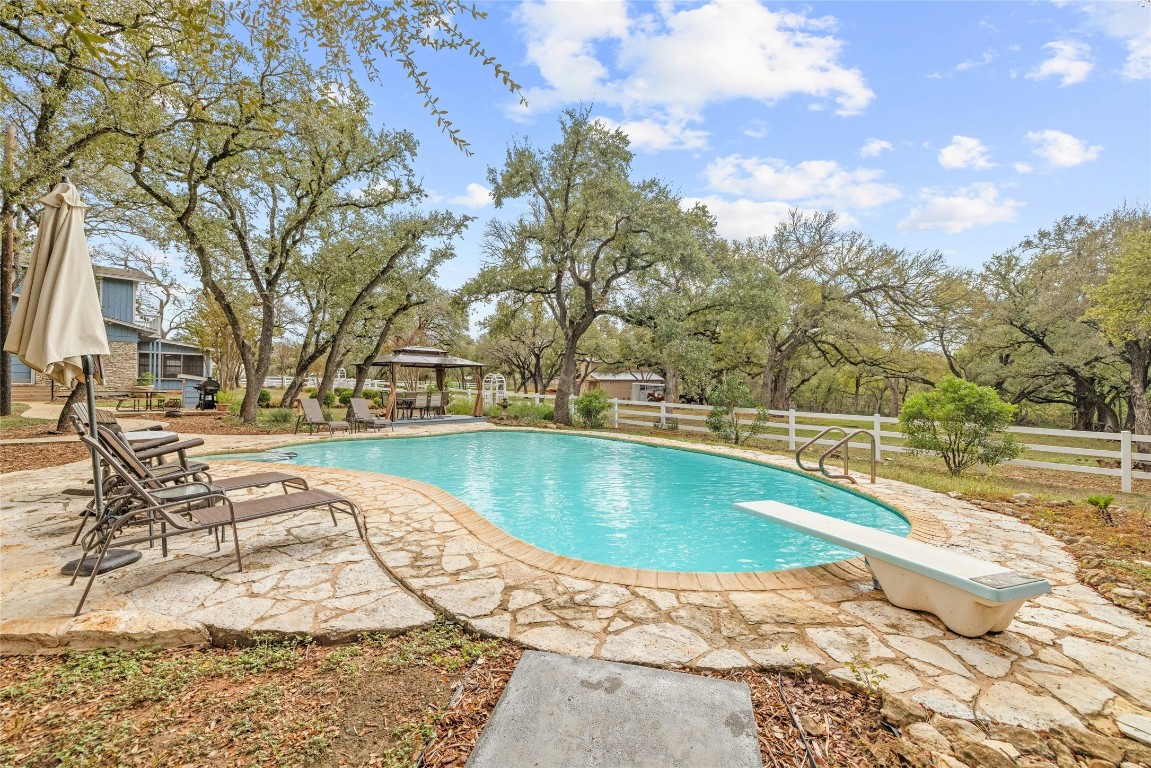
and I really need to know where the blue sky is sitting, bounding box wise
[349,0,1150,290]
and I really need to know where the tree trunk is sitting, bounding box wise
[553,343,579,425]
[663,367,680,403]
[1071,378,1096,431]
[1126,339,1151,456]
[55,381,86,433]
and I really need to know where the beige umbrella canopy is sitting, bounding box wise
[3,181,109,387]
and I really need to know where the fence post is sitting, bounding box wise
[612,398,618,429]
[1121,430,1132,493]
[660,402,667,429]
[788,409,796,450]
[873,413,882,461]
[534,392,541,406]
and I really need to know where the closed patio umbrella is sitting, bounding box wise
[4,180,110,386]
[4,178,136,575]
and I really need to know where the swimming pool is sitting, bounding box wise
[220,431,909,572]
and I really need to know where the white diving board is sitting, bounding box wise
[734,500,1051,637]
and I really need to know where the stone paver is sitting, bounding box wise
[3,424,1151,764]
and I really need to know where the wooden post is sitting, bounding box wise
[873,413,883,461]
[1,125,15,416]
[472,367,484,416]
[1121,430,1132,494]
[384,361,398,420]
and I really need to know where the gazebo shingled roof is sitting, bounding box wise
[356,346,484,419]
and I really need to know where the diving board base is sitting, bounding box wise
[866,558,1026,637]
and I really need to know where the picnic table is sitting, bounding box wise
[112,390,182,412]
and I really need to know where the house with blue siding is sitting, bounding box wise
[9,265,210,399]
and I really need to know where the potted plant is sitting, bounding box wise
[132,372,155,392]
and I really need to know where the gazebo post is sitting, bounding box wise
[385,361,398,420]
[472,366,484,417]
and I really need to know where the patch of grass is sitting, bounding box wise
[371,619,505,672]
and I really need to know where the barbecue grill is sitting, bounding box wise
[196,378,221,409]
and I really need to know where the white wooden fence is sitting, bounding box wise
[494,393,1150,493]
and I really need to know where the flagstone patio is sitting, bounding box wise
[2,424,1149,765]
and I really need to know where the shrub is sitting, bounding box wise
[899,376,1021,476]
[573,389,612,429]
[134,372,154,387]
[704,376,770,445]
[215,389,240,405]
[258,408,296,426]
[362,388,381,406]
[448,397,474,416]
[321,391,336,408]
[257,389,271,407]
[1085,494,1115,524]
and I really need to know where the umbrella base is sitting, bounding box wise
[61,549,142,577]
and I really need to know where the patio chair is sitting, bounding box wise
[70,424,311,543]
[70,403,206,472]
[348,398,393,432]
[70,430,364,615]
[294,397,351,435]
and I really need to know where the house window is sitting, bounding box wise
[163,354,204,378]
[139,352,204,380]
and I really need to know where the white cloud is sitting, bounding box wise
[705,155,901,210]
[956,50,997,72]
[1069,3,1150,80]
[449,183,493,209]
[682,196,856,240]
[859,138,893,158]
[1027,40,1094,86]
[938,136,996,170]
[594,114,709,151]
[742,119,769,139]
[1026,129,1102,167]
[898,183,1021,234]
[513,0,874,142]
[1014,162,1033,174]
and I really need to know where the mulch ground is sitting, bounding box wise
[0,630,908,768]
[0,411,296,474]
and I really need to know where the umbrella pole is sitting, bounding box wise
[62,355,141,581]
[83,355,103,518]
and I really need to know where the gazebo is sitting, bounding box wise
[356,346,485,420]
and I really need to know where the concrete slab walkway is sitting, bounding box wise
[466,650,761,768]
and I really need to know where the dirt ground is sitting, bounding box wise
[0,626,907,768]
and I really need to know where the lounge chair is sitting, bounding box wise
[294,397,351,435]
[70,424,310,543]
[71,430,363,615]
[735,501,1051,637]
[349,398,393,432]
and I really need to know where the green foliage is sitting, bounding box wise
[448,396,474,416]
[1086,494,1116,524]
[215,389,242,406]
[1086,227,1151,342]
[573,389,613,429]
[704,376,771,445]
[321,391,336,408]
[370,620,503,672]
[258,408,297,426]
[502,401,554,422]
[362,388,382,406]
[336,387,353,405]
[257,388,271,407]
[134,372,155,387]
[899,376,1021,476]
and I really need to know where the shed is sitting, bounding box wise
[584,371,665,401]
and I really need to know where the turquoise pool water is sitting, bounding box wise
[218,431,909,572]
